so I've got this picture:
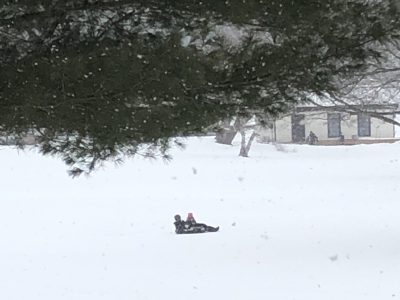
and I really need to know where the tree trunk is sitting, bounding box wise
[239,130,257,157]
[239,130,247,156]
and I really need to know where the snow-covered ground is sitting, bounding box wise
[1,137,399,300]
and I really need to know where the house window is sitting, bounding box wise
[358,114,371,137]
[328,113,341,138]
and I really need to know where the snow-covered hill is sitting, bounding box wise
[1,137,399,300]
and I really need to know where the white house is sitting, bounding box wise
[256,104,399,145]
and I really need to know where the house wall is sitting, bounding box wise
[256,115,292,143]
[340,113,356,139]
[275,116,292,143]
[256,110,396,144]
[331,113,394,140]
[370,117,395,138]
[256,126,274,143]
[304,112,328,140]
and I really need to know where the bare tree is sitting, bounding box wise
[310,40,400,127]
[215,115,258,157]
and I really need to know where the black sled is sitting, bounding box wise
[179,225,219,234]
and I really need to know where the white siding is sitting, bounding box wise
[340,113,357,140]
[340,114,394,139]
[275,116,292,142]
[256,115,292,143]
[256,109,396,144]
[304,112,328,140]
[256,125,274,143]
[370,117,395,138]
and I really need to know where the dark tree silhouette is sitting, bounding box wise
[1,0,399,174]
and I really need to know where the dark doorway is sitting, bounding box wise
[291,114,305,143]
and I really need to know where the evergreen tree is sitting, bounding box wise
[1,0,399,175]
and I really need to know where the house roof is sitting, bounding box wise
[294,103,399,113]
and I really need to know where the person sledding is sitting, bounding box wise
[174,213,219,234]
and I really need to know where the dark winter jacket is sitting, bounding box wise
[174,220,188,234]
[174,220,219,234]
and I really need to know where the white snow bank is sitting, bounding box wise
[0,138,399,300]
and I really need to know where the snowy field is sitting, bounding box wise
[1,137,399,300]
